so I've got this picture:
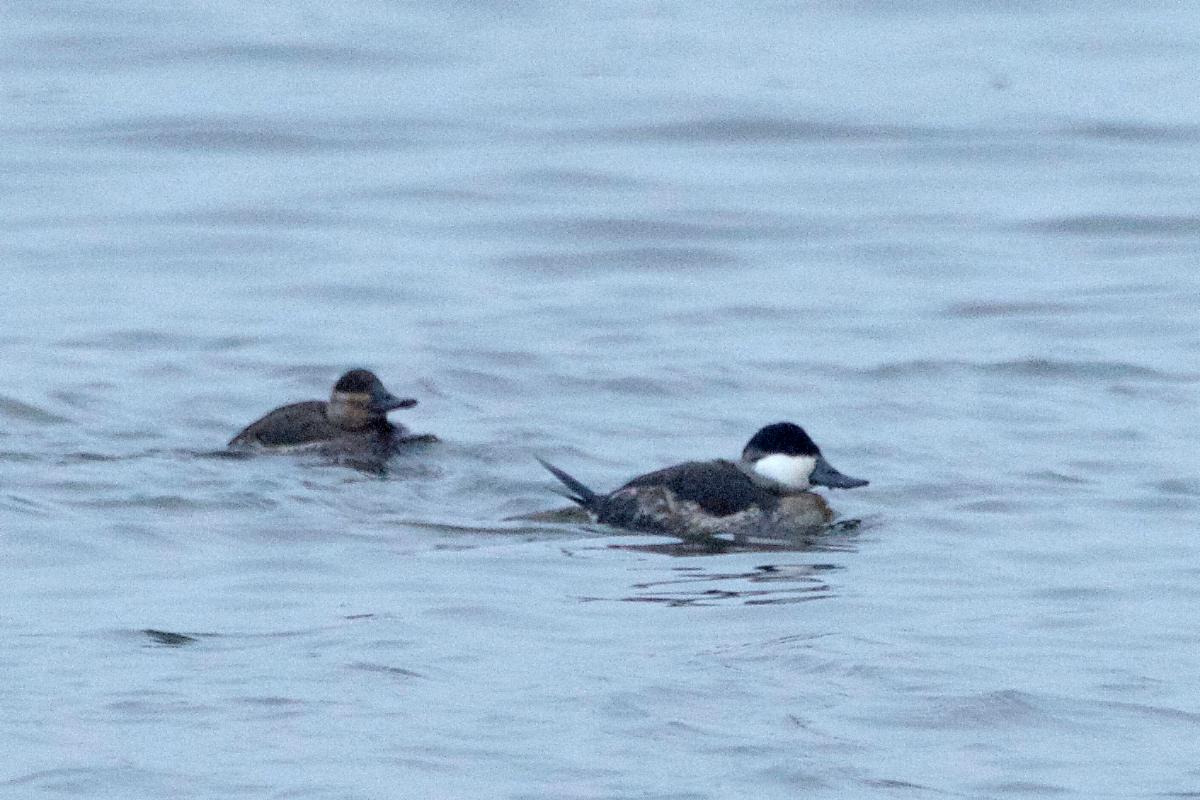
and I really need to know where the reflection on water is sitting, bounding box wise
[603,563,842,607]
[550,521,864,606]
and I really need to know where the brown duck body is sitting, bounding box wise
[227,369,429,468]
[228,400,405,449]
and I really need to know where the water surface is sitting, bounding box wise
[3,2,1200,798]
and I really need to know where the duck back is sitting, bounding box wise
[229,401,342,448]
[619,459,781,518]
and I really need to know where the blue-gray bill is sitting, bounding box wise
[810,455,869,489]
[372,391,417,413]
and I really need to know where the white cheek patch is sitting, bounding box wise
[752,454,816,490]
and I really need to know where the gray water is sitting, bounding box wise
[4,2,1200,797]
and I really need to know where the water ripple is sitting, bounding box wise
[506,167,648,189]
[141,629,201,647]
[169,43,448,69]
[902,689,1057,730]
[1024,214,1200,236]
[497,246,740,273]
[0,396,68,424]
[1061,122,1200,143]
[56,330,254,352]
[859,358,1191,382]
[348,661,424,680]
[60,115,462,153]
[569,115,937,144]
[472,213,798,242]
[947,301,1081,318]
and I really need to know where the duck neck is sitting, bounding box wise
[326,397,387,432]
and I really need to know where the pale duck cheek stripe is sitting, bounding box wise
[331,392,371,404]
[752,454,816,490]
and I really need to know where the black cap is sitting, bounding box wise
[743,422,821,458]
[333,369,379,393]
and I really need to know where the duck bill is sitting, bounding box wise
[373,391,418,413]
[809,455,868,489]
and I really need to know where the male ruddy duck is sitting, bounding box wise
[229,369,431,465]
[538,422,867,539]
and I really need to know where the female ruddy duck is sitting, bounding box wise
[538,422,867,538]
[229,369,431,466]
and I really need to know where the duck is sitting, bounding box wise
[537,422,867,538]
[228,369,430,466]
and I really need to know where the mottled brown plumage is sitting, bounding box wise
[228,370,430,468]
[228,400,393,448]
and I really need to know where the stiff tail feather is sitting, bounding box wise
[536,457,599,509]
